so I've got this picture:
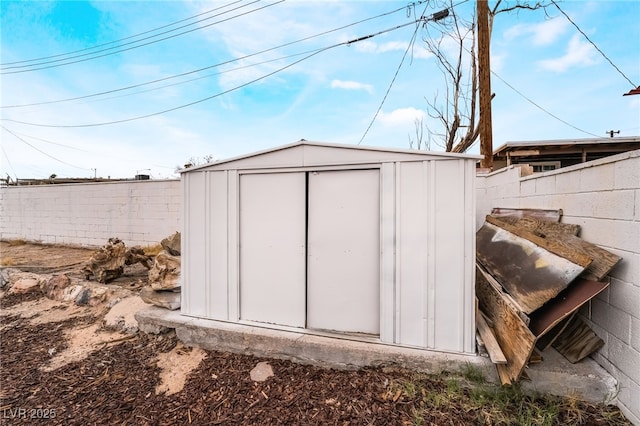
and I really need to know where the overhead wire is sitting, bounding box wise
[358,21,421,145]
[1,19,426,128]
[1,0,244,66]
[551,0,637,88]
[1,0,284,74]
[1,126,94,170]
[1,4,414,109]
[1,144,19,181]
[490,71,604,138]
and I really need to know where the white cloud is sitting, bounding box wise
[504,18,569,46]
[330,79,373,94]
[354,40,432,59]
[538,34,598,72]
[378,107,426,127]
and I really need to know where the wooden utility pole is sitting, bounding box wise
[477,0,493,169]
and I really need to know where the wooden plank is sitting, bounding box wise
[476,263,529,324]
[476,310,508,364]
[535,313,575,351]
[528,279,609,337]
[486,216,591,267]
[477,220,589,314]
[553,317,604,363]
[476,266,536,383]
[492,215,619,281]
[492,215,581,238]
[528,347,543,364]
[491,207,562,222]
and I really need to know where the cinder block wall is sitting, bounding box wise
[0,180,181,247]
[476,150,640,424]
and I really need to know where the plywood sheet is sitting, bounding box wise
[553,317,604,363]
[476,266,536,383]
[535,313,575,351]
[477,219,589,314]
[492,215,580,238]
[491,215,619,281]
[528,279,609,337]
[491,207,562,222]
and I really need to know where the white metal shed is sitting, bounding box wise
[181,141,480,355]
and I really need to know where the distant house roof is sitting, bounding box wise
[493,136,640,158]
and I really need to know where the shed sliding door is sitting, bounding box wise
[239,169,380,335]
[307,170,380,335]
[239,172,306,327]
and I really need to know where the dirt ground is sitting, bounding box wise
[0,241,631,425]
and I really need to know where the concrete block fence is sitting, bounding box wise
[477,149,640,424]
[0,180,181,247]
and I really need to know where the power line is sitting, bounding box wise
[1,19,424,128]
[1,126,94,170]
[1,144,19,181]
[1,1,283,74]
[10,130,176,169]
[358,23,421,145]
[551,0,637,88]
[1,4,413,109]
[491,71,604,138]
[1,0,244,66]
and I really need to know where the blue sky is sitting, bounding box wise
[1,0,638,179]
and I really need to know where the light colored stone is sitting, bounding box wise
[140,286,181,310]
[103,296,149,333]
[41,274,71,300]
[9,278,40,294]
[250,361,274,382]
[161,232,181,256]
[149,251,181,291]
[75,286,111,306]
[63,285,84,302]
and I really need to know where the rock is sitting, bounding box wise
[41,274,71,300]
[63,285,84,302]
[125,246,153,269]
[0,268,13,289]
[103,296,148,333]
[149,251,181,291]
[75,286,110,306]
[9,278,40,294]
[83,238,127,283]
[161,232,181,256]
[140,286,181,310]
[250,362,274,382]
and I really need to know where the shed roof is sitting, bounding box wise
[181,140,482,173]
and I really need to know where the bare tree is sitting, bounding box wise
[414,0,551,152]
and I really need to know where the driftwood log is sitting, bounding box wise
[83,238,152,283]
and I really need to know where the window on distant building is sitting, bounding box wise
[529,161,560,172]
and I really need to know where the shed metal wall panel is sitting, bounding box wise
[307,169,380,334]
[207,171,229,320]
[183,172,207,317]
[396,161,430,347]
[239,173,306,327]
[432,160,467,352]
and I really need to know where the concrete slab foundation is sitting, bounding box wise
[135,306,618,405]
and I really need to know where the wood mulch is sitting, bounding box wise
[0,293,630,426]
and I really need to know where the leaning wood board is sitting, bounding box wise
[476,266,536,384]
[491,215,581,238]
[477,218,590,314]
[491,207,563,222]
[553,317,604,363]
[528,279,609,338]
